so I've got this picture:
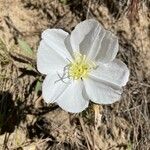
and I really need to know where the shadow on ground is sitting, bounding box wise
[0,91,19,135]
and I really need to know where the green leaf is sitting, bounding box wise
[127,141,132,150]
[35,80,42,94]
[18,39,33,56]
[59,0,68,4]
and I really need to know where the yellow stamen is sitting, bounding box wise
[69,52,96,80]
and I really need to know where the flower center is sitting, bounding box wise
[68,53,96,80]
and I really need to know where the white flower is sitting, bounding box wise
[37,19,129,113]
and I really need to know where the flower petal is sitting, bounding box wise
[42,29,72,60]
[80,23,106,60]
[64,35,74,58]
[42,73,70,103]
[95,30,119,63]
[56,80,89,113]
[37,40,68,74]
[84,76,123,104]
[90,59,129,87]
[70,19,101,54]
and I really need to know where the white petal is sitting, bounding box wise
[64,35,74,58]
[80,23,106,60]
[37,40,68,74]
[90,59,129,87]
[95,30,119,63]
[56,80,89,113]
[42,29,72,60]
[70,19,101,53]
[42,73,70,103]
[84,76,123,104]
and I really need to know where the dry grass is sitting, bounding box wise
[0,0,150,149]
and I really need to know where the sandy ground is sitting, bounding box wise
[0,0,150,150]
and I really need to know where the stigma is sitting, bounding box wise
[68,52,96,80]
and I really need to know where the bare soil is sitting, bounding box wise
[0,0,150,150]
